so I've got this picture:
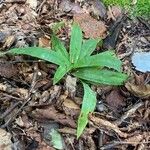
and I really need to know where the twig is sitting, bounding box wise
[1,93,24,101]
[0,101,21,119]
[138,17,150,30]
[36,0,46,14]
[1,97,31,128]
[115,102,144,125]
[100,140,150,150]
[1,63,39,128]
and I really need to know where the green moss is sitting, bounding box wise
[102,0,150,18]
[134,0,150,17]
[103,0,130,7]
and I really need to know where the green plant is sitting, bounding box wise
[103,0,150,17]
[1,24,128,138]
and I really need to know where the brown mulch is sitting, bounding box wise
[0,0,149,150]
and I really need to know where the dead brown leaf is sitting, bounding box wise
[89,114,128,138]
[125,82,150,98]
[59,0,83,14]
[0,62,18,78]
[74,13,106,38]
[15,113,32,128]
[62,98,80,117]
[125,132,148,146]
[58,127,96,137]
[26,128,55,150]
[65,75,77,98]
[107,6,122,20]
[105,89,126,112]
[0,83,28,98]
[90,0,107,19]
[0,129,12,150]
[39,36,50,48]
[32,106,76,128]
[2,35,16,49]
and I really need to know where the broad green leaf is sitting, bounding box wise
[81,82,97,113]
[7,47,64,66]
[51,34,69,61]
[74,51,122,72]
[77,114,88,139]
[79,39,100,59]
[50,129,64,150]
[77,82,96,138]
[73,68,128,85]
[53,65,72,84]
[70,23,82,64]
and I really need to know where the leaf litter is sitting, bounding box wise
[0,0,149,149]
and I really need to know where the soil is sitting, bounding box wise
[0,0,149,150]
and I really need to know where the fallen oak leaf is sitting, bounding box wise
[125,82,150,98]
[74,13,106,39]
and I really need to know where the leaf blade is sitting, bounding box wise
[77,82,96,139]
[74,51,122,71]
[50,129,64,150]
[79,39,100,59]
[7,47,64,65]
[51,34,69,61]
[70,23,82,64]
[73,68,128,85]
[53,65,72,84]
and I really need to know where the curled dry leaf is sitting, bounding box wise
[74,13,106,39]
[38,36,50,48]
[106,89,126,112]
[50,85,62,102]
[2,35,16,49]
[0,83,28,98]
[62,98,80,117]
[32,106,76,128]
[125,82,150,98]
[15,113,31,128]
[125,132,148,146]
[89,114,128,138]
[65,75,77,98]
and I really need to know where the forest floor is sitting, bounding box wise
[0,0,149,150]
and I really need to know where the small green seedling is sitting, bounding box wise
[1,24,128,138]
